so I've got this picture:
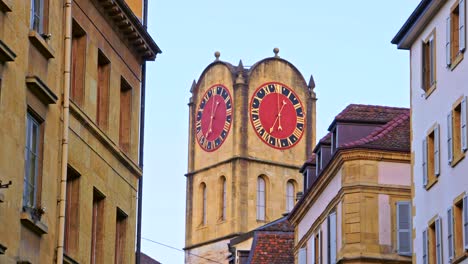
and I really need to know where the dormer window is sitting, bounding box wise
[316,149,322,175]
[331,128,338,154]
[302,169,309,192]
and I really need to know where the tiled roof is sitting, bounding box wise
[140,252,161,264]
[318,132,332,144]
[255,216,294,232]
[248,232,294,264]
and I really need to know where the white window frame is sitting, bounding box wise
[286,181,295,213]
[396,201,412,256]
[23,113,41,208]
[257,177,266,221]
[30,0,44,33]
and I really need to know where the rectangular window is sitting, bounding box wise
[23,112,43,209]
[257,177,266,221]
[90,189,105,264]
[314,231,322,264]
[446,0,466,68]
[64,166,80,255]
[97,50,110,130]
[452,195,468,258]
[428,218,443,264]
[422,31,436,93]
[397,201,412,255]
[119,78,132,153]
[298,247,306,264]
[316,149,322,175]
[30,0,44,33]
[423,124,440,189]
[115,209,127,264]
[71,20,86,106]
[331,128,337,154]
[448,207,455,261]
[448,97,467,166]
[327,212,336,264]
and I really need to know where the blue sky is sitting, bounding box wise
[142,1,420,263]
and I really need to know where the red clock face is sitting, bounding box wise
[195,84,233,152]
[250,82,305,149]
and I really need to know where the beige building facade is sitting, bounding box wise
[0,0,159,263]
[185,51,316,263]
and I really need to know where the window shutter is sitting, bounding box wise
[460,0,466,52]
[422,43,427,90]
[397,201,412,255]
[434,125,440,176]
[328,212,337,264]
[311,235,315,264]
[422,139,428,186]
[299,247,307,264]
[462,96,467,151]
[448,112,454,163]
[435,217,443,264]
[318,230,322,264]
[464,195,468,249]
[430,39,435,85]
[423,229,428,264]
[447,207,454,260]
[447,16,452,66]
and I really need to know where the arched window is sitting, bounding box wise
[219,177,227,221]
[257,177,266,221]
[201,183,207,225]
[286,181,295,213]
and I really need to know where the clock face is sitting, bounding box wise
[250,82,305,149]
[195,84,233,152]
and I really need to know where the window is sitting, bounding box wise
[30,0,46,33]
[448,194,468,260]
[200,183,206,226]
[316,149,322,175]
[311,230,322,264]
[71,20,86,106]
[97,50,110,130]
[64,166,80,255]
[331,128,338,154]
[397,201,412,256]
[298,247,307,264]
[446,0,466,69]
[448,97,467,166]
[257,177,266,221]
[327,212,337,264]
[286,181,295,213]
[424,217,442,264]
[119,78,132,153]
[219,177,226,221]
[422,31,436,94]
[115,209,127,264]
[423,124,440,189]
[91,189,105,264]
[23,112,43,210]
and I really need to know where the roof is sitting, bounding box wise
[391,0,432,46]
[140,252,161,264]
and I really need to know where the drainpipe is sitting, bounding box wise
[56,0,72,263]
[136,1,148,263]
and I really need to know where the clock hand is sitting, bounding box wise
[269,100,287,133]
[205,100,220,138]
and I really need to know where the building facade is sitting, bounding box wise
[393,0,468,263]
[289,104,412,264]
[185,50,316,263]
[0,0,160,263]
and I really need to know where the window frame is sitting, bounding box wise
[446,0,466,70]
[423,123,440,190]
[30,0,48,35]
[448,96,467,167]
[256,177,266,221]
[396,201,412,256]
[286,180,295,213]
[422,29,437,97]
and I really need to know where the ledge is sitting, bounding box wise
[0,243,6,254]
[63,254,80,264]
[0,39,16,62]
[28,30,54,59]
[20,212,48,235]
[25,76,58,104]
[0,0,12,12]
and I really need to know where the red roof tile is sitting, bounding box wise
[249,232,294,264]
[329,104,409,129]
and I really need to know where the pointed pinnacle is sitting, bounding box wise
[237,59,244,70]
[190,80,197,93]
[308,74,316,90]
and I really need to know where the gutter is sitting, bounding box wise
[56,0,73,263]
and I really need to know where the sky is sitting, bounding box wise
[141,1,421,263]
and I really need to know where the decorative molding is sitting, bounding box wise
[0,39,16,62]
[69,102,142,177]
[0,0,12,12]
[63,254,80,264]
[25,76,58,104]
[91,0,161,61]
[28,30,54,59]
[20,212,48,235]
[183,233,241,250]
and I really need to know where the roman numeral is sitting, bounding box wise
[195,120,201,128]
[294,102,302,110]
[262,86,271,95]
[297,116,305,125]
[251,108,259,115]
[275,84,281,93]
[224,121,230,131]
[253,119,262,130]
[226,108,232,115]
[293,127,302,139]
[261,131,270,142]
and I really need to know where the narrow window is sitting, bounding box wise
[286,181,295,213]
[201,183,206,225]
[453,196,468,256]
[449,97,467,166]
[70,20,86,106]
[64,166,80,255]
[331,128,338,154]
[219,177,226,221]
[397,201,412,255]
[446,0,466,67]
[327,211,337,264]
[314,231,322,264]
[451,4,460,61]
[119,78,132,153]
[428,218,443,264]
[422,32,436,92]
[448,207,455,260]
[23,112,43,210]
[464,195,468,250]
[424,125,439,189]
[257,177,266,221]
[91,189,105,264]
[316,149,322,175]
[115,209,127,264]
[298,247,307,264]
[97,50,110,130]
[30,0,44,33]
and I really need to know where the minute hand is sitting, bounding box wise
[269,100,287,133]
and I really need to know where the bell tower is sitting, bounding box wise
[185,49,316,263]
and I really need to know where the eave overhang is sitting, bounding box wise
[391,0,446,50]
[92,0,162,61]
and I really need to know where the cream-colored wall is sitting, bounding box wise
[378,194,391,246]
[378,161,411,186]
[185,239,231,264]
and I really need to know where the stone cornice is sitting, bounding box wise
[91,0,161,61]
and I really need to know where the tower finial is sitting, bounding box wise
[214,51,220,61]
[273,47,279,58]
[190,79,197,93]
[235,60,245,85]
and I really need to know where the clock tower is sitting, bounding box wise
[185,49,316,263]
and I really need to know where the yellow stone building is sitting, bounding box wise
[185,50,316,263]
[0,0,160,263]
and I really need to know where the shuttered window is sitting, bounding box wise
[434,125,440,176]
[435,217,443,264]
[447,0,466,68]
[448,207,455,260]
[461,97,467,151]
[397,201,412,255]
[298,247,307,264]
[464,195,468,249]
[422,229,428,264]
[327,212,337,264]
[448,112,454,163]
